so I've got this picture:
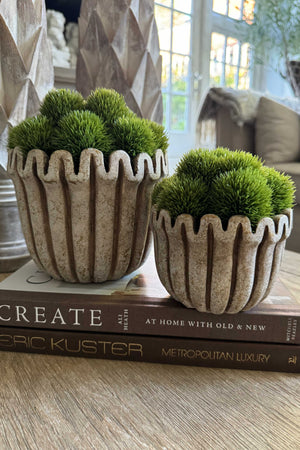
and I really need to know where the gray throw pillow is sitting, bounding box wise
[255,97,300,163]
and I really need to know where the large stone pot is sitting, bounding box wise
[7,148,168,283]
[151,208,293,314]
[0,166,30,272]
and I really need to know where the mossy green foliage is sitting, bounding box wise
[153,175,209,221]
[8,116,54,156]
[40,89,85,124]
[112,116,156,158]
[261,166,296,213]
[53,110,113,168]
[85,88,133,124]
[209,168,273,227]
[153,147,295,230]
[142,119,169,153]
[176,148,220,183]
[176,147,263,184]
[8,88,169,167]
[152,177,168,204]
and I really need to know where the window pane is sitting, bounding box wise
[243,0,255,24]
[210,61,223,86]
[225,65,237,87]
[226,37,239,65]
[238,69,250,89]
[161,51,171,89]
[173,0,192,14]
[171,95,187,130]
[156,0,172,6]
[172,54,189,92]
[172,12,191,54]
[240,43,250,68]
[228,0,242,20]
[211,32,225,63]
[212,0,227,15]
[155,5,171,51]
[162,93,168,127]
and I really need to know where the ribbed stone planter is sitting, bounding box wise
[151,209,293,314]
[7,148,168,283]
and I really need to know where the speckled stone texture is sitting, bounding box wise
[8,148,168,283]
[151,209,293,314]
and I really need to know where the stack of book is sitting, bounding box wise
[0,252,299,372]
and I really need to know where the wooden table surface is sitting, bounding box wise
[0,250,299,450]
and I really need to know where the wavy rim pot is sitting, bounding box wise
[7,148,168,283]
[151,208,293,314]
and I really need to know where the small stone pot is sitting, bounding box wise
[151,208,293,314]
[7,148,168,282]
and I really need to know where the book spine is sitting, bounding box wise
[0,327,299,373]
[0,293,299,344]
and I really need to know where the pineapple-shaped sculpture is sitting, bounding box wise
[0,0,54,271]
[76,0,163,123]
[0,0,54,167]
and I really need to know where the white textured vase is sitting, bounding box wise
[0,0,54,168]
[8,148,168,283]
[151,209,293,314]
[0,0,53,272]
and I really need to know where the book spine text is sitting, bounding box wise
[0,293,299,344]
[0,327,299,372]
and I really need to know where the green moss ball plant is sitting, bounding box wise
[8,87,169,172]
[8,115,54,156]
[151,147,295,314]
[142,119,169,153]
[153,148,295,230]
[53,110,113,168]
[40,88,85,124]
[209,167,273,227]
[153,175,209,221]
[176,147,263,184]
[85,88,133,124]
[261,166,295,214]
[7,88,169,284]
[112,116,157,158]
[176,148,221,183]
